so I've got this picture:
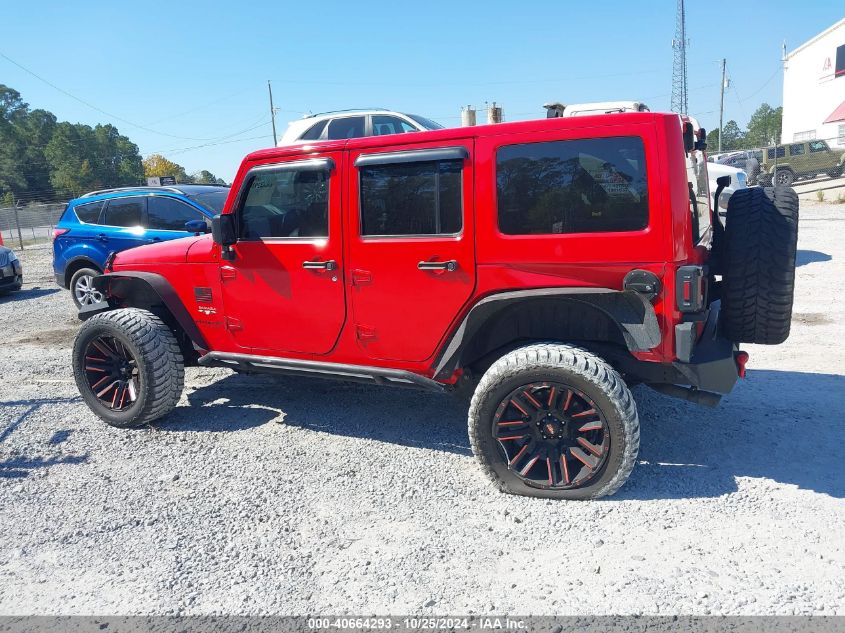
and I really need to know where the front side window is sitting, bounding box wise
[239,166,329,239]
[360,160,462,236]
[496,136,648,235]
[406,114,444,130]
[147,196,204,231]
[326,116,365,140]
[789,143,805,156]
[809,140,828,153]
[103,198,144,227]
[73,200,104,224]
[372,115,416,136]
[188,190,228,214]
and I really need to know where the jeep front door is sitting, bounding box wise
[346,143,475,362]
[219,155,345,354]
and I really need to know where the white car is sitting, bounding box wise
[708,162,747,212]
[543,101,651,118]
[278,109,444,146]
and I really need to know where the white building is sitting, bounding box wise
[782,18,845,147]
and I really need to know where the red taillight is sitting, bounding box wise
[735,351,749,378]
[52,228,70,241]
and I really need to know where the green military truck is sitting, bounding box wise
[758,139,845,186]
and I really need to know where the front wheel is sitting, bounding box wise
[468,343,639,500]
[73,308,184,428]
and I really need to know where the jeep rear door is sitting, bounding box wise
[219,153,346,354]
[346,141,475,362]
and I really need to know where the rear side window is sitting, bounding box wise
[73,201,104,224]
[103,198,145,227]
[496,136,649,235]
[789,144,805,156]
[326,116,365,140]
[767,147,786,159]
[359,160,462,236]
[147,196,204,231]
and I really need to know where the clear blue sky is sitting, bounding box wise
[1,1,842,182]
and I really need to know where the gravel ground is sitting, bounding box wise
[1,201,843,616]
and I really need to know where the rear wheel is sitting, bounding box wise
[70,267,103,308]
[73,308,184,428]
[774,169,794,186]
[468,343,639,500]
[721,186,799,344]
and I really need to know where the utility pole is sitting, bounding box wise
[718,58,727,154]
[267,80,278,146]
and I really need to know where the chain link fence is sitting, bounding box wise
[0,202,67,250]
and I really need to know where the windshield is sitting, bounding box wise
[407,114,444,130]
[188,190,229,214]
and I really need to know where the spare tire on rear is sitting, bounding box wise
[721,186,799,344]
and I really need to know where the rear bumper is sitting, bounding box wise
[672,302,740,395]
[54,272,65,287]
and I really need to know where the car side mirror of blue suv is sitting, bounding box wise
[185,219,209,235]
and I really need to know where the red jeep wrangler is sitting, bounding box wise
[72,113,798,499]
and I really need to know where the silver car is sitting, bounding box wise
[278,109,444,145]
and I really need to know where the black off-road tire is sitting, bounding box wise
[827,166,843,179]
[73,308,184,428]
[468,343,639,500]
[721,186,799,345]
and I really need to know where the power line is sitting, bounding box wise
[0,51,223,141]
[267,63,716,89]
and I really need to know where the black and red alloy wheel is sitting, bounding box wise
[81,335,140,412]
[492,382,609,489]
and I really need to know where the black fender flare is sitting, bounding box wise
[432,287,661,380]
[87,271,209,351]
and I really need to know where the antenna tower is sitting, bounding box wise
[671,0,689,114]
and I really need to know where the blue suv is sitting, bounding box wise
[53,185,229,306]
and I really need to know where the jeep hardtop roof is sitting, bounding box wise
[246,112,680,164]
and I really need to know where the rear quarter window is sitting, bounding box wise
[496,136,649,235]
[72,200,104,224]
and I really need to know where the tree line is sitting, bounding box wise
[0,85,225,207]
[705,103,783,153]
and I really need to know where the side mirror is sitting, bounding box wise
[211,214,236,246]
[683,122,695,153]
[185,219,208,234]
[716,175,731,188]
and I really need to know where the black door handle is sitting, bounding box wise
[302,259,337,271]
[418,259,457,271]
